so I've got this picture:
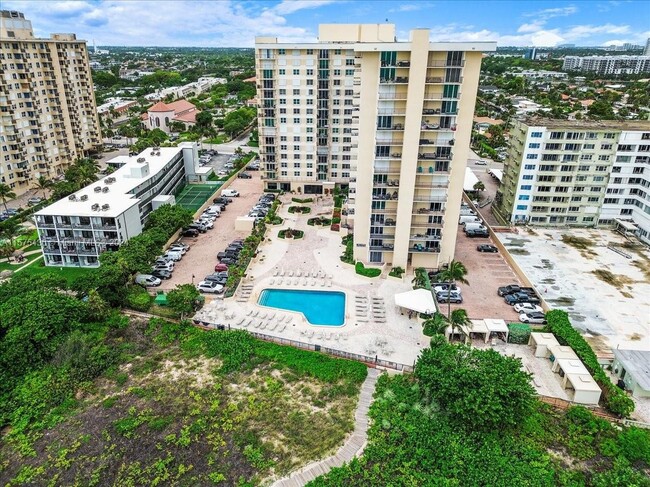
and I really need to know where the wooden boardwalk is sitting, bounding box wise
[271,368,380,487]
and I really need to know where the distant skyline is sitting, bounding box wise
[3,0,649,48]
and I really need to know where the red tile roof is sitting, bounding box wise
[148,101,172,112]
[167,100,195,114]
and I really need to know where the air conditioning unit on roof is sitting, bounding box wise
[80,195,88,201]
[94,186,101,192]
[102,187,109,193]
[91,203,100,211]
[68,195,77,201]
[101,204,110,211]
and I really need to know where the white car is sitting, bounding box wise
[168,244,187,254]
[135,274,161,287]
[198,219,214,229]
[197,281,224,294]
[514,302,543,314]
[475,159,488,165]
[519,312,547,324]
[153,260,174,271]
[433,284,459,294]
[222,189,239,197]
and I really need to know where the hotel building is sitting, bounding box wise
[35,143,199,267]
[0,10,102,196]
[495,118,650,244]
[255,24,495,269]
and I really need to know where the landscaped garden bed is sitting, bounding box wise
[308,217,332,226]
[355,261,381,278]
[288,206,311,214]
[279,228,304,239]
[291,197,314,204]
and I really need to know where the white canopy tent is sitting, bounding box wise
[394,289,437,315]
[553,358,601,405]
[469,319,490,343]
[484,319,509,342]
[445,324,472,343]
[464,167,480,191]
[528,332,560,357]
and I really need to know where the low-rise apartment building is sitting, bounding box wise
[255,24,495,269]
[0,10,102,196]
[35,143,199,267]
[562,55,650,75]
[495,118,650,244]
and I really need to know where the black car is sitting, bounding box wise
[477,244,498,253]
[181,228,199,237]
[219,257,237,265]
[466,229,489,238]
[204,274,228,285]
[152,269,173,280]
[238,172,252,179]
[228,242,244,250]
[213,197,232,205]
[188,224,207,233]
[246,164,260,171]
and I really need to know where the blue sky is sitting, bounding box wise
[3,0,649,47]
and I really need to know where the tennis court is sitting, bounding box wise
[175,183,223,212]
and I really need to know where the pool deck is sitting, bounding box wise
[193,193,430,366]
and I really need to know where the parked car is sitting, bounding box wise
[27,197,43,206]
[204,274,227,285]
[197,281,224,294]
[475,159,488,165]
[505,292,541,306]
[153,260,174,271]
[222,189,239,197]
[519,311,547,324]
[181,228,199,237]
[172,241,190,251]
[465,228,489,238]
[197,219,214,229]
[238,172,252,179]
[164,250,183,261]
[513,302,544,314]
[219,257,237,265]
[168,244,187,254]
[246,164,260,171]
[135,274,161,287]
[213,197,232,205]
[497,284,536,297]
[188,223,207,233]
[433,283,459,293]
[436,290,463,304]
[214,263,229,272]
[152,269,173,280]
[477,244,498,253]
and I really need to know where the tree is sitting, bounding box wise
[422,312,447,337]
[448,308,472,343]
[0,183,16,212]
[195,111,213,131]
[33,176,53,199]
[411,267,428,289]
[167,284,201,319]
[473,181,486,192]
[415,336,536,432]
[438,260,469,319]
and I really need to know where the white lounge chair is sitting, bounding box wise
[251,310,259,318]
[236,317,245,326]
[244,319,252,328]
[270,279,275,285]
[273,269,279,277]
[288,270,293,277]
[253,321,261,328]
[285,317,293,325]
[259,312,267,319]
[267,312,276,320]
[280,269,285,277]
[294,278,299,285]
[278,324,286,332]
[297,270,302,277]
[260,322,268,330]
[303,279,308,286]
[246,309,254,316]
[320,280,326,287]
[328,280,332,287]
[311,280,316,286]
[268,322,278,331]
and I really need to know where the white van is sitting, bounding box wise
[222,189,239,197]
[135,274,161,287]
[459,208,476,216]
[165,250,183,261]
[459,215,482,225]
[464,222,487,233]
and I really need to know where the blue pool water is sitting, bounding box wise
[258,289,346,326]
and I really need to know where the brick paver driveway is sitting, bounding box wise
[159,172,264,291]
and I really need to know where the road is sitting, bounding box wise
[466,149,504,227]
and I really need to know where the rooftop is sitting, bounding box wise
[520,117,650,131]
[613,349,650,391]
[36,145,191,218]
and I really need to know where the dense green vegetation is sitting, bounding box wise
[340,235,354,264]
[354,262,381,278]
[309,338,650,487]
[544,310,634,417]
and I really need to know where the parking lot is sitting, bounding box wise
[448,224,522,322]
[158,171,264,291]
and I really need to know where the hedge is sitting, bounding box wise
[544,310,634,417]
[291,197,313,203]
[355,261,381,278]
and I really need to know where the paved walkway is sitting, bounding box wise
[271,368,380,487]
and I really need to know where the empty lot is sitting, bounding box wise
[495,228,650,354]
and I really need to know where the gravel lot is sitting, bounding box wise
[158,171,264,291]
[449,225,522,322]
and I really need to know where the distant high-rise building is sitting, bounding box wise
[562,55,650,75]
[524,47,537,60]
[255,24,496,269]
[0,10,102,196]
[645,38,650,56]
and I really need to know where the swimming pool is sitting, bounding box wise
[258,289,346,326]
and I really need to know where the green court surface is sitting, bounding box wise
[175,183,223,212]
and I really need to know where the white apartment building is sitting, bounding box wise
[562,55,650,75]
[143,77,227,101]
[255,24,494,269]
[0,10,102,196]
[35,143,200,267]
[495,118,650,245]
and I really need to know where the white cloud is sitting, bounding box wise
[273,0,341,15]
[524,6,578,20]
[517,21,544,33]
[389,2,434,13]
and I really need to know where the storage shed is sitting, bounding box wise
[528,332,560,357]
[549,344,578,364]
[612,349,650,398]
[553,358,601,405]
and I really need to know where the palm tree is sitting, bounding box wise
[473,181,486,192]
[438,260,469,319]
[0,183,16,212]
[33,176,53,199]
[411,267,427,289]
[422,312,447,337]
[448,308,472,343]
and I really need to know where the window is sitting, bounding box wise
[522,175,533,180]
[549,132,564,140]
[524,164,536,170]
[528,143,540,149]
[531,131,542,138]
[293,69,300,75]
[520,185,532,190]
[516,205,528,210]
[526,154,538,160]
[518,195,530,200]
[279,69,286,75]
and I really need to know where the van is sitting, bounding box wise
[222,189,239,197]
[459,208,476,217]
[459,215,482,225]
[165,250,183,261]
[135,274,161,287]
[464,223,487,233]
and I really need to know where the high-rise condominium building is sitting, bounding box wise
[255,24,495,269]
[0,10,102,196]
[562,55,650,75]
[495,118,650,244]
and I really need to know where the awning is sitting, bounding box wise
[394,288,436,314]
[615,219,638,231]
[464,167,480,191]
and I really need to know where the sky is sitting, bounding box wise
[3,0,649,48]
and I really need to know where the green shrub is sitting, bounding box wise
[388,266,405,278]
[291,197,313,203]
[331,217,341,224]
[355,262,381,278]
[544,310,634,417]
[125,286,152,312]
[288,206,311,214]
[340,235,354,264]
[278,229,304,239]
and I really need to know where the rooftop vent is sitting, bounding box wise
[101,204,110,211]
[68,195,77,201]
[137,157,146,163]
[152,146,160,151]
[102,187,109,193]
[156,151,161,156]
[80,194,89,201]
[93,186,102,193]
[91,203,100,211]
[150,151,155,156]
[103,177,116,184]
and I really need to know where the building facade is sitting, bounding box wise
[143,100,200,133]
[255,24,494,269]
[562,55,650,75]
[0,10,102,196]
[495,118,650,244]
[35,143,199,267]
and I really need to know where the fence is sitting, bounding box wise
[538,394,650,427]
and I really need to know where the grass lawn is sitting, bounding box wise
[17,260,94,285]
[204,134,228,144]
[247,140,259,147]
[0,252,42,273]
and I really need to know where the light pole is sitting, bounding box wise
[191,274,195,285]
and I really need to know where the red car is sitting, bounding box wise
[214,263,229,272]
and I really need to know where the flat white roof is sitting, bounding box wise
[484,319,509,333]
[568,374,601,393]
[470,319,489,334]
[613,349,650,391]
[464,167,480,191]
[550,344,578,360]
[36,146,188,218]
[557,358,590,376]
[531,332,559,347]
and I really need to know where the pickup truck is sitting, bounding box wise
[504,292,541,306]
[497,284,536,296]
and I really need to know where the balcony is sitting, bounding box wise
[410,245,441,253]
[425,77,444,84]
[369,244,396,251]
[373,164,401,174]
[42,246,61,254]
[380,77,409,84]
[370,207,397,214]
[373,179,400,187]
[378,92,407,100]
[383,218,397,226]
[419,153,452,161]
[372,192,399,201]
[423,92,444,101]
[377,124,404,131]
[412,194,447,203]
[37,222,55,228]
[77,246,98,255]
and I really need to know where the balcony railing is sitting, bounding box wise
[372,193,399,201]
[378,93,407,100]
[370,207,397,214]
[380,77,409,84]
[369,244,395,251]
[410,245,441,253]
[412,194,447,202]
[377,124,404,131]
[373,179,400,187]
